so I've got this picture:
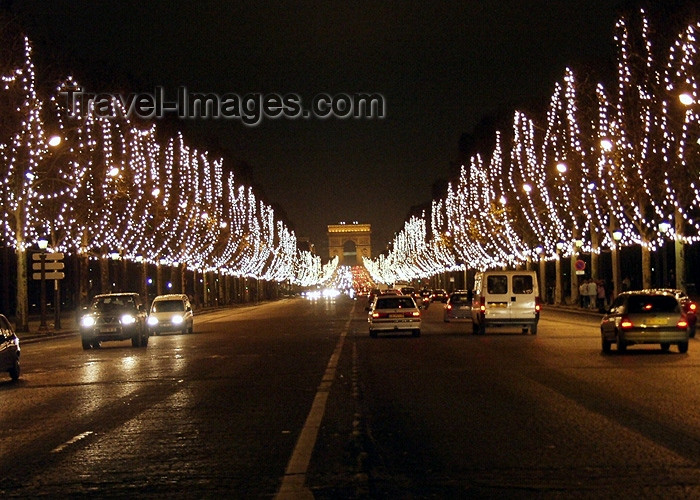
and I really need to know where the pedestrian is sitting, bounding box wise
[596,280,606,312]
[622,276,631,292]
[586,280,597,309]
[579,280,588,308]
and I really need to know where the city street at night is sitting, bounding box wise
[2,297,699,498]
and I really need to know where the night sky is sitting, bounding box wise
[12,1,633,257]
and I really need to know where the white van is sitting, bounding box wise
[147,294,194,335]
[471,270,540,335]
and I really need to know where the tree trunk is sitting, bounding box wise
[590,231,599,281]
[674,208,686,292]
[641,243,652,289]
[15,240,29,332]
[100,256,109,293]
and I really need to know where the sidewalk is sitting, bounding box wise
[17,314,79,343]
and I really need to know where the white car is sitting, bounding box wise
[147,294,194,335]
[368,295,421,338]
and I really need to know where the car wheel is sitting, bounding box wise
[616,331,627,353]
[660,342,670,352]
[132,333,141,347]
[412,329,421,337]
[141,330,149,347]
[82,337,92,350]
[478,323,486,335]
[9,357,20,381]
[678,341,689,354]
[601,336,612,354]
[369,330,378,338]
[530,324,537,335]
[188,323,194,334]
[688,326,695,339]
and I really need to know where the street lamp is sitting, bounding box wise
[37,238,49,331]
[679,92,694,106]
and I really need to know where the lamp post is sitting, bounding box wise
[555,241,565,305]
[535,246,545,303]
[37,238,49,331]
[109,251,120,292]
[658,221,672,287]
[612,228,623,299]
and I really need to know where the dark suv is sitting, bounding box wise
[79,293,149,349]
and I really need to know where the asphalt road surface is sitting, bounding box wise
[2,297,699,498]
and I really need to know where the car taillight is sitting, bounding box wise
[535,296,541,313]
[620,317,633,329]
[372,312,381,318]
[446,304,452,310]
[410,311,420,317]
[689,302,697,312]
[678,316,689,329]
[480,297,485,312]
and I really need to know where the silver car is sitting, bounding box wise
[601,290,690,353]
[368,295,421,338]
[444,291,472,322]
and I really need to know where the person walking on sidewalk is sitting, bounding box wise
[596,280,606,312]
[579,280,589,308]
[586,280,598,310]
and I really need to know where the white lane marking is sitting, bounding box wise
[275,306,355,500]
[51,431,94,453]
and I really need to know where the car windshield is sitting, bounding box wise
[627,295,679,314]
[152,300,185,313]
[376,297,415,309]
[92,296,135,311]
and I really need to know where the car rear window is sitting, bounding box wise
[487,276,508,294]
[512,275,534,294]
[450,295,470,304]
[376,297,415,309]
[627,295,679,314]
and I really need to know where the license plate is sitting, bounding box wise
[101,327,117,333]
[645,317,667,326]
[488,302,507,308]
[389,313,403,318]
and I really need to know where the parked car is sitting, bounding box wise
[431,289,448,302]
[444,291,473,322]
[471,270,540,335]
[79,293,149,349]
[368,295,421,338]
[601,290,690,353]
[0,314,20,381]
[147,294,194,335]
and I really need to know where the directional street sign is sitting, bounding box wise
[32,271,65,280]
[32,252,64,261]
[32,261,64,271]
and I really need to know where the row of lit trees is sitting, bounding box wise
[1,35,335,331]
[367,10,699,301]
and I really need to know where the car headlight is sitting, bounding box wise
[171,315,184,325]
[80,315,96,328]
[120,314,137,325]
[147,316,158,326]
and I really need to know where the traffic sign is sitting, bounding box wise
[32,261,64,271]
[574,259,586,271]
[33,271,64,280]
[32,252,64,261]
